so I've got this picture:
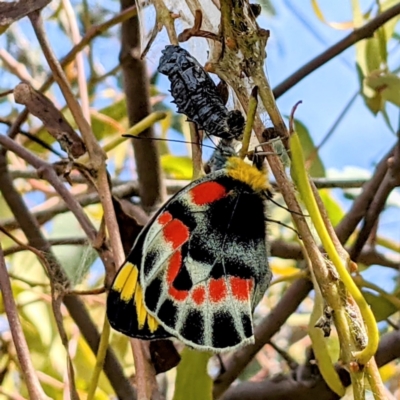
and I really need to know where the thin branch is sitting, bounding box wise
[0,134,99,245]
[350,136,400,260]
[273,3,400,98]
[270,239,399,270]
[8,168,370,189]
[61,0,91,122]
[13,82,86,159]
[0,182,139,231]
[0,49,39,85]
[0,242,50,400]
[335,146,394,244]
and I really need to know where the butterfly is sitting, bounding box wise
[107,142,272,352]
[158,45,245,141]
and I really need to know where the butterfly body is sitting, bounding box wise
[107,156,271,352]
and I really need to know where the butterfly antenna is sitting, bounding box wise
[265,217,300,238]
[264,191,308,217]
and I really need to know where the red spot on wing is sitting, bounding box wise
[166,251,188,302]
[166,251,182,284]
[230,277,253,301]
[209,279,227,303]
[189,181,227,205]
[158,212,172,226]
[192,287,206,305]
[163,219,189,249]
[169,286,188,301]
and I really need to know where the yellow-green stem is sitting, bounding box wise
[309,266,345,396]
[87,316,110,400]
[77,111,166,164]
[239,88,258,159]
[289,131,379,365]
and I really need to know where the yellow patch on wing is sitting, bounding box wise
[226,157,269,192]
[115,262,138,301]
[134,283,146,329]
[147,314,159,333]
[112,261,159,332]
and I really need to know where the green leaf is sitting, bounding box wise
[173,348,212,400]
[74,335,114,395]
[257,0,276,16]
[362,290,398,322]
[91,98,128,139]
[318,189,344,227]
[161,155,193,179]
[294,119,325,178]
[48,213,96,286]
[365,72,400,108]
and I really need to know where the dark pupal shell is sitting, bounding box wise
[158,45,245,140]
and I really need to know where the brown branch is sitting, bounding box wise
[0,182,138,231]
[350,136,400,260]
[8,168,371,189]
[0,243,50,400]
[270,239,399,269]
[0,49,38,85]
[273,3,400,98]
[29,11,100,162]
[335,146,394,244]
[120,2,165,212]
[0,134,98,244]
[0,0,50,27]
[13,82,86,159]
[119,2,163,397]
[61,0,91,122]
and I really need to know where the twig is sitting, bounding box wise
[0,49,39,85]
[189,122,204,179]
[273,3,400,98]
[178,9,220,42]
[13,82,86,159]
[51,294,80,399]
[350,136,400,260]
[335,145,394,244]
[29,11,100,162]
[0,134,100,246]
[8,168,371,189]
[0,118,64,157]
[270,239,400,269]
[61,0,91,122]
[0,242,50,400]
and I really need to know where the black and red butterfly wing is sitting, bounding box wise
[140,171,271,351]
[107,217,171,340]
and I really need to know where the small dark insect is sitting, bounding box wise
[158,45,245,140]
